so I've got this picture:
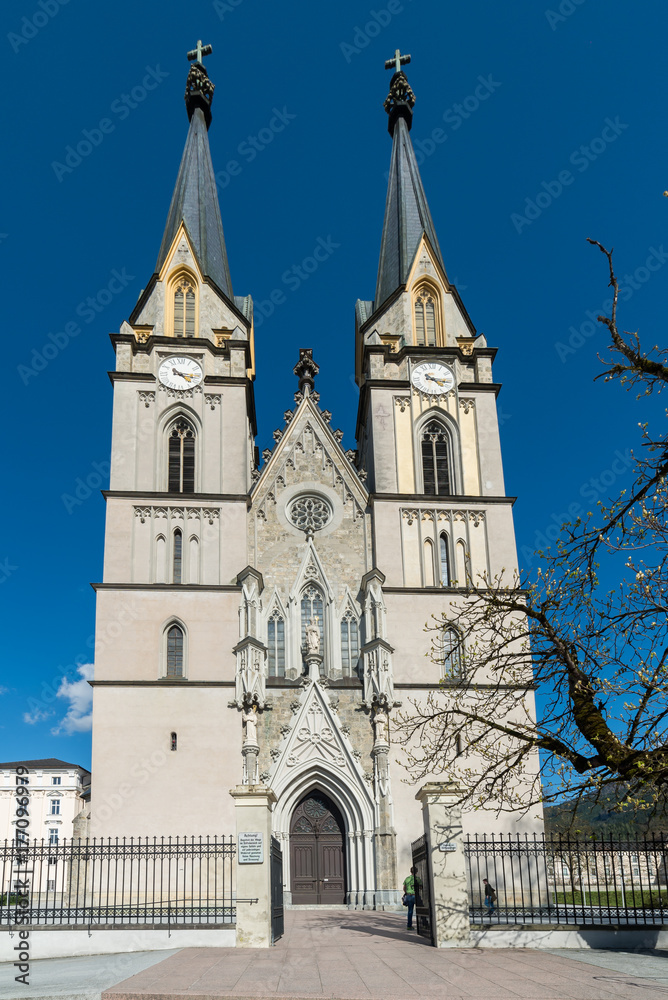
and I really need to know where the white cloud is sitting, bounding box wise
[52,663,94,735]
[24,707,53,725]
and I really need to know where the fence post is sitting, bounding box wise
[229,784,277,947]
[415,781,470,947]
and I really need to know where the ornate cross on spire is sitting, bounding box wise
[383,48,415,135]
[184,40,215,128]
[384,48,411,74]
[187,39,212,66]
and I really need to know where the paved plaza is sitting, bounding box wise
[100,910,668,1000]
[3,911,668,1000]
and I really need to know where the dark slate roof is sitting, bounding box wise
[234,295,253,323]
[156,106,233,299]
[355,300,374,328]
[375,116,446,310]
[0,758,89,773]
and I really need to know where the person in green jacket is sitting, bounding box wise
[403,866,422,930]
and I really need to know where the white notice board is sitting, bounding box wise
[238,832,264,864]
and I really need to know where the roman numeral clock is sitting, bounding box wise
[410,361,455,395]
[158,356,203,390]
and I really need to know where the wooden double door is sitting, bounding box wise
[290,792,346,904]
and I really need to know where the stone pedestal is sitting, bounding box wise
[230,784,277,947]
[304,651,323,680]
[415,781,470,947]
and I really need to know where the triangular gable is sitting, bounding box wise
[405,233,451,292]
[290,538,333,602]
[157,222,204,283]
[252,392,368,514]
[268,680,373,808]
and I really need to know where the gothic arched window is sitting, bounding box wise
[421,421,451,495]
[168,419,195,493]
[340,609,360,676]
[414,286,438,346]
[267,609,286,678]
[439,533,451,587]
[166,624,184,678]
[173,529,182,584]
[441,626,463,679]
[301,585,324,666]
[173,276,196,337]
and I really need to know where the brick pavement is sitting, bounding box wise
[101,909,668,999]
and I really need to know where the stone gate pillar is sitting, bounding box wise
[415,781,470,947]
[230,784,277,947]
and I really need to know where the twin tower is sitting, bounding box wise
[88,45,530,908]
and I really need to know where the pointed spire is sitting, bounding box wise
[155,42,233,300]
[375,54,446,309]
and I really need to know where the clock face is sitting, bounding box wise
[411,362,455,395]
[158,356,203,391]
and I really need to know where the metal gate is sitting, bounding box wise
[270,836,284,944]
[411,833,434,944]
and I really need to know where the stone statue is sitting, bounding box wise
[373,707,389,743]
[305,618,321,655]
[242,705,258,744]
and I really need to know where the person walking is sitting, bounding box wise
[482,877,496,916]
[403,866,421,930]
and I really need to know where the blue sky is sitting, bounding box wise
[1,0,667,770]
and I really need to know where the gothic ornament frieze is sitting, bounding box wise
[158,383,203,399]
[137,391,156,408]
[134,505,220,524]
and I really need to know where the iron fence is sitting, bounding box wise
[465,833,668,926]
[0,836,236,927]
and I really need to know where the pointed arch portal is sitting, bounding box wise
[290,791,346,904]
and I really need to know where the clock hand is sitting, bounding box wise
[172,368,194,382]
[425,373,447,386]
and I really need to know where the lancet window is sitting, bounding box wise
[166,624,184,678]
[168,419,195,493]
[414,286,438,346]
[421,421,451,495]
[173,529,182,584]
[441,626,463,680]
[340,609,360,676]
[267,609,286,678]
[173,276,196,337]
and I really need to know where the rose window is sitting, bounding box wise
[289,495,331,533]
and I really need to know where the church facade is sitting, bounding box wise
[89,50,541,908]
